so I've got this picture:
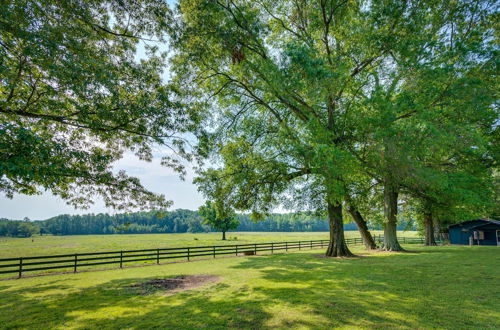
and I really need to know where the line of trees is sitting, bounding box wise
[0,210,416,237]
[0,218,39,237]
[173,0,498,255]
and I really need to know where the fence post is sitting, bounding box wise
[74,254,78,273]
[299,241,301,250]
[236,245,238,256]
[213,246,216,258]
[310,241,312,249]
[271,242,274,254]
[18,257,23,278]
[120,251,123,269]
[286,242,288,252]
[254,244,257,255]
[187,247,190,261]
[157,249,160,264]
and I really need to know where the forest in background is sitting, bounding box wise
[0,209,415,237]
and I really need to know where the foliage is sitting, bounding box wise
[0,0,198,210]
[198,201,239,239]
[170,0,498,253]
[0,218,39,237]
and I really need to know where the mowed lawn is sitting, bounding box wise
[0,231,418,258]
[0,245,498,329]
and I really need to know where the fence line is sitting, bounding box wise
[0,236,427,278]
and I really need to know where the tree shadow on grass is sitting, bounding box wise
[229,248,500,329]
[0,276,275,329]
[0,247,498,329]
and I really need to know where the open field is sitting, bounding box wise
[0,245,498,329]
[0,231,419,258]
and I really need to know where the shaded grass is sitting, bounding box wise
[0,245,498,329]
[0,231,418,258]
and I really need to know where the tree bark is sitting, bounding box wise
[326,201,353,257]
[347,204,377,250]
[222,231,226,240]
[383,182,404,251]
[424,211,437,246]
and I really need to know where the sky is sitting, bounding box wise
[0,153,205,220]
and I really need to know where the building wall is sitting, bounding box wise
[480,230,497,245]
[449,228,464,244]
[449,227,499,245]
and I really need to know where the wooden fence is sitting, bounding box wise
[0,236,427,278]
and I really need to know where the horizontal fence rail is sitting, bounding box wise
[0,236,428,278]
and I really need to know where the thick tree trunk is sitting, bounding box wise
[326,202,353,257]
[222,231,226,240]
[424,211,437,246]
[383,183,404,251]
[347,205,377,250]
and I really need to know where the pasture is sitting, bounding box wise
[0,244,498,329]
[0,231,418,258]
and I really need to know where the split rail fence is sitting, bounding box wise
[0,236,428,278]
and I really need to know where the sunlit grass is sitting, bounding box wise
[0,231,418,258]
[0,245,498,329]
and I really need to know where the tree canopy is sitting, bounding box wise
[198,201,239,240]
[169,0,498,255]
[0,0,198,210]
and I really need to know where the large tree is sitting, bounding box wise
[198,200,239,240]
[169,0,393,257]
[348,0,497,250]
[0,0,198,210]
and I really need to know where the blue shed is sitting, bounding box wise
[449,219,500,246]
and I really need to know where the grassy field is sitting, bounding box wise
[0,231,419,258]
[0,244,498,329]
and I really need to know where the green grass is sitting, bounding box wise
[0,231,419,258]
[0,245,498,329]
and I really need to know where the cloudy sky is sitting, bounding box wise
[0,152,204,220]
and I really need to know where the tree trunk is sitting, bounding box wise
[424,211,437,246]
[222,231,226,240]
[383,183,404,251]
[347,205,377,250]
[326,201,353,257]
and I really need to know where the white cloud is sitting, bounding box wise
[0,150,205,220]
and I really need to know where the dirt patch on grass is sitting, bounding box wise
[130,275,219,295]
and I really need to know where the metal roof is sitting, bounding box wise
[448,218,500,229]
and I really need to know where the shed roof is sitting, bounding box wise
[448,218,500,229]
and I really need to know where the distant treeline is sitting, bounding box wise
[0,219,39,237]
[0,210,415,237]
